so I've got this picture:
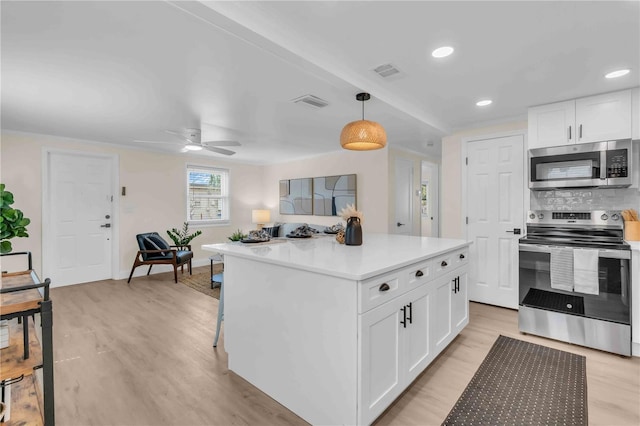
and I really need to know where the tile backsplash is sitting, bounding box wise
[530,188,640,211]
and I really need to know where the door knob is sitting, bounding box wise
[397,222,405,227]
[505,228,521,234]
[100,223,111,228]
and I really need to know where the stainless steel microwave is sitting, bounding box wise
[529,139,632,190]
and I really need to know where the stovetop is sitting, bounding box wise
[520,210,630,250]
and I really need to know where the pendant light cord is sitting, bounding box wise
[362,99,365,120]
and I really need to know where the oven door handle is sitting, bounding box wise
[519,243,630,259]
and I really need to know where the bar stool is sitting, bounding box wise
[209,254,224,289]
[213,271,224,347]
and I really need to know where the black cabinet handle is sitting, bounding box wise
[459,254,465,259]
[441,261,448,267]
[379,283,390,292]
[407,302,413,324]
[415,270,423,277]
[400,306,407,328]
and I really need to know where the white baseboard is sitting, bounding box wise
[117,257,211,280]
[633,341,640,358]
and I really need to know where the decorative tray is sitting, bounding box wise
[241,238,270,244]
[286,234,313,239]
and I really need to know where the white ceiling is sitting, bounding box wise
[2,1,639,164]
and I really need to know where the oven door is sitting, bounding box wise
[519,243,630,325]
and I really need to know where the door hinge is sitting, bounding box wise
[110,195,113,202]
[465,157,468,165]
[466,217,468,224]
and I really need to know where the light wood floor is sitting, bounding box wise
[49,267,640,426]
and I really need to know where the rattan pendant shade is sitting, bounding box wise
[340,93,387,151]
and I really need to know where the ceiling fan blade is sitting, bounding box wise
[204,146,236,156]
[201,140,241,147]
[133,139,182,145]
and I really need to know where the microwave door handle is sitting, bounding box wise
[568,125,571,142]
[600,150,607,180]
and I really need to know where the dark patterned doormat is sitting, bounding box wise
[442,335,587,426]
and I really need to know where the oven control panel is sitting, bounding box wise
[526,210,623,227]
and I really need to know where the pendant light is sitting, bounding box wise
[340,92,387,151]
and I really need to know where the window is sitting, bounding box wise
[186,165,229,224]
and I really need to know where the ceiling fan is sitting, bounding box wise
[134,128,241,155]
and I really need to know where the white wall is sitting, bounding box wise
[441,121,527,238]
[262,149,389,233]
[0,131,265,279]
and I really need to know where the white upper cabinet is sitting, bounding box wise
[528,89,633,149]
[575,90,632,143]
[528,100,576,148]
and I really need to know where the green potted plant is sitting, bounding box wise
[228,229,247,242]
[0,183,31,254]
[166,222,202,248]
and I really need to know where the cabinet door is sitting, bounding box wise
[359,298,404,425]
[403,284,432,384]
[528,100,575,149]
[575,90,632,143]
[451,270,469,334]
[432,275,453,354]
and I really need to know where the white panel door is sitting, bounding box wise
[46,152,113,286]
[394,158,413,235]
[466,135,524,309]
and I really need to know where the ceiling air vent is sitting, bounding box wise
[291,94,329,109]
[373,63,401,79]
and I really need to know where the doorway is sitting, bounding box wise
[394,158,413,235]
[421,161,439,237]
[43,150,118,286]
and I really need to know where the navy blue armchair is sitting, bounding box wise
[127,232,193,283]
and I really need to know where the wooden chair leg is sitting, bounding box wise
[127,261,138,283]
[189,259,193,275]
[147,265,153,275]
[173,264,178,283]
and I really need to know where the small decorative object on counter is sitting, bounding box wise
[338,203,363,246]
[622,209,639,241]
[336,229,345,244]
[242,229,271,243]
[286,224,318,238]
[228,229,247,242]
[324,223,344,234]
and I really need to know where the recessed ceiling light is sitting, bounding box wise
[432,46,454,58]
[476,99,492,107]
[605,69,630,79]
[185,144,203,151]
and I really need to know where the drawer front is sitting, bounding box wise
[433,252,455,277]
[452,247,469,268]
[433,246,469,277]
[359,272,404,313]
[405,260,432,292]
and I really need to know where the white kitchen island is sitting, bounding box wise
[203,233,471,425]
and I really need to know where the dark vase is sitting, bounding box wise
[345,217,362,246]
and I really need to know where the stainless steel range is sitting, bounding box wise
[519,210,631,356]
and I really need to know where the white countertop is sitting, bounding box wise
[628,241,640,251]
[202,233,471,281]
